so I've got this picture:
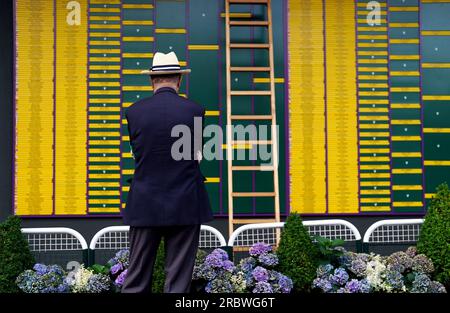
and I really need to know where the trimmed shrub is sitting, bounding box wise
[417,183,450,288]
[0,216,35,292]
[152,240,165,293]
[276,214,318,292]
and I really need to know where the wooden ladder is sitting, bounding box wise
[225,0,281,243]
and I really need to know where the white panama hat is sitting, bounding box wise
[141,51,191,75]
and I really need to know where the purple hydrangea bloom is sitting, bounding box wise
[359,279,371,293]
[205,249,229,268]
[252,266,269,282]
[205,253,225,268]
[239,257,256,272]
[330,268,349,286]
[344,279,363,293]
[258,253,279,267]
[213,249,229,261]
[277,274,293,293]
[385,270,405,291]
[222,260,235,272]
[312,277,333,292]
[115,269,127,287]
[110,263,123,275]
[249,242,272,257]
[349,259,366,277]
[33,264,47,275]
[253,281,273,293]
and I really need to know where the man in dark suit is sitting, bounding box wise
[121,52,213,293]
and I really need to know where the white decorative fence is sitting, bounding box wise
[21,227,89,266]
[228,219,362,251]
[19,219,427,266]
[362,219,424,252]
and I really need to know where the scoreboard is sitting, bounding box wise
[13,0,450,217]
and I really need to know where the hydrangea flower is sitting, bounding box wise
[342,279,371,293]
[258,253,279,267]
[386,251,413,273]
[33,264,48,275]
[412,254,434,274]
[330,268,349,286]
[411,273,432,293]
[205,249,229,268]
[276,274,293,293]
[429,281,447,293]
[193,243,292,293]
[238,257,256,272]
[16,264,69,293]
[312,277,333,292]
[384,270,405,292]
[252,266,269,282]
[316,264,334,278]
[66,265,111,293]
[249,242,272,257]
[110,263,123,275]
[253,281,273,293]
[349,259,367,277]
[114,269,127,287]
[405,246,417,258]
[311,247,445,294]
[205,273,235,293]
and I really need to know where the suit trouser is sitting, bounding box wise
[121,224,200,293]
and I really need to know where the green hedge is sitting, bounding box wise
[0,216,35,292]
[417,183,450,289]
[276,214,318,292]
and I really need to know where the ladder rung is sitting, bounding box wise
[230,43,270,49]
[231,140,272,145]
[232,246,252,252]
[231,165,275,171]
[230,90,272,96]
[230,66,270,72]
[230,115,272,120]
[229,21,269,26]
[232,192,276,197]
[229,0,268,4]
[232,218,277,224]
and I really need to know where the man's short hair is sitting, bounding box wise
[151,74,181,84]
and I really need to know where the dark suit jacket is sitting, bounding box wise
[122,87,213,226]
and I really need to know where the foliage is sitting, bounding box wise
[152,240,165,293]
[314,236,345,266]
[276,214,318,292]
[16,264,69,293]
[0,216,35,292]
[89,263,110,276]
[312,247,446,293]
[417,182,450,288]
[192,243,293,293]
